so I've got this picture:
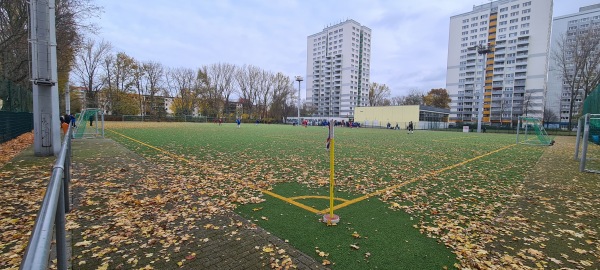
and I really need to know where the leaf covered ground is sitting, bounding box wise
[1,123,598,269]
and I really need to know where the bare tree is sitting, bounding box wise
[402,89,425,105]
[72,39,112,108]
[552,25,600,129]
[368,82,391,106]
[166,67,197,116]
[142,61,165,116]
[269,72,294,120]
[235,65,261,117]
[389,96,404,106]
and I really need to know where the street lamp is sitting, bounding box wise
[475,43,493,133]
[295,76,303,126]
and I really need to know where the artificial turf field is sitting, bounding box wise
[104,121,549,269]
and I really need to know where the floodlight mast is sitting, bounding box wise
[296,76,303,125]
[475,43,494,133]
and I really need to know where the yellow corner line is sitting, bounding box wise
[261,190,321,214]
[290,195,349,202]
[108,129,192,163]
[317,144,516,214]
[107,129,321,214]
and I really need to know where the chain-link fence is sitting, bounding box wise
[0,79,33,143]
[0,111,33,143]
[1,79,33,112]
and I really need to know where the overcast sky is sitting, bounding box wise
[88,0,599,99]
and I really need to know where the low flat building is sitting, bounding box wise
[353,105,450,129]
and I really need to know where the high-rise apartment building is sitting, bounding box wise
[547,4,600,125]
[306,19,372,118]
[446,0,553,125]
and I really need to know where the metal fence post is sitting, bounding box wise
[575,116,583,160]
[580,114,590,172]
[55,178,68,270]
[63,129,71,213]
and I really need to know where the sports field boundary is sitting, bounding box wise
[108,128,516,215]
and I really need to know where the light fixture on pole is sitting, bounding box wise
[475,43,493,133]
[295,76,303,126]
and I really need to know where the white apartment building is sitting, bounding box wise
[547,4,600,126]
[306,19,372,118]
[446,0,553,125]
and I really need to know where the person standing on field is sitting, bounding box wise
[407,121,414,134]
[236,118,241,128]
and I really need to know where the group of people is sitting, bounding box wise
[385,121,414,134]
[60,113,77,134]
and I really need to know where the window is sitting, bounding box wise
[510,19,519,23]
[523,1,531,6]
[463,19,470,23]
[462,25,469,29]
[500,21,507,25]
[500,7,508,12]
[522,9,530,14]
[511,12,519,16]
[520,30,529,35]
[511,4,519,9]
[521,23,529,28]
[509,32,517,37]
[500,14,508,19]
[499,27,506,32]
[480,14,488,19]
[522,16,530,21]
[509,25,518,30]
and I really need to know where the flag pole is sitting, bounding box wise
[323,120,339,225]
[329,123,335,219]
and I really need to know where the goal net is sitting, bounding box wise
[74,108,104,139]
[516,116,553,146]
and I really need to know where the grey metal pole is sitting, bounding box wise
[580,114,590,172]
[516,117,521,144]
[477,52,485,133]
[101,111,105,138]
[295,76,303,125]
[63,141,70,212]
[55,181,68,270]
[65,83,70,115]
[575,116,583,160]
[31,0,61,156]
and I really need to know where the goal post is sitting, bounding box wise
[74,108,104,139]
[516,116,553,146]
[575,113,600,173]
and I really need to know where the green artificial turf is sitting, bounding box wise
[104,122,552,268]
[236,182,457,269]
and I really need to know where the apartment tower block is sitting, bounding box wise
[306,19,372,118]
[446,0,553,125]
[546,4,600,125]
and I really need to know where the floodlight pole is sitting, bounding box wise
[476,43,493,133]
[31,0,61,156]
[296,76,303,125]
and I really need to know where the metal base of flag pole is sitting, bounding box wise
[322,214,340,225]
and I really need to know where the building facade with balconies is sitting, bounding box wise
[306,19,372,118]
[446,0,553,125]
[546,4,600,126]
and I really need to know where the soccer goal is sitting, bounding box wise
[74,108,104,139]
[575,113,600,173]
[516,116,553,146]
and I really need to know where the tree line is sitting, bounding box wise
[72,39,300,121]
[368,83,451,109]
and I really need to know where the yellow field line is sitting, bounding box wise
[432,136,477,142]
[107,129,322,214]
[260,190,321,214]
[289,195,349,202]
[316,143,516,214]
